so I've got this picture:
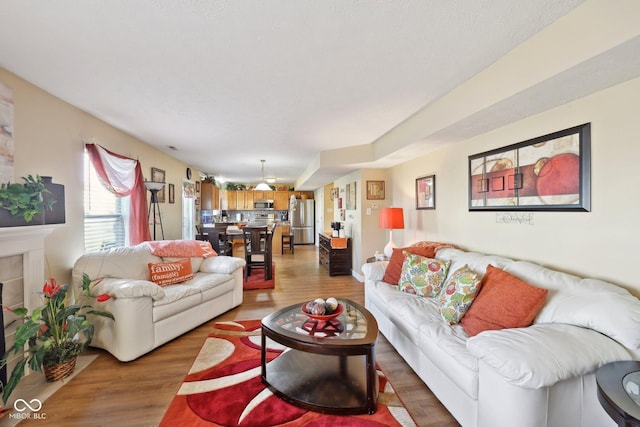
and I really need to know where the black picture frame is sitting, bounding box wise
[168,183,175,204]
[468,123,591,211]
[416,175,435,210]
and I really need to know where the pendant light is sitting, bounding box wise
[255,160,272,191]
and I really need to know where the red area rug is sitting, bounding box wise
[160,319,415,426]
[243,263,275,290]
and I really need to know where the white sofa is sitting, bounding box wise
[71,242,245,362]
[362,246,640,427]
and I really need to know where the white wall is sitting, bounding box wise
[389,76,640,296]
[1,67,191,284]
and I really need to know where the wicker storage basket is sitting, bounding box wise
[43,357,77,382]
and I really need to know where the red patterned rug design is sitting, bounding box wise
[243,263,276,290]
[160,319,415,426]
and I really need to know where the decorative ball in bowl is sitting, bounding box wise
[301,297,343,320]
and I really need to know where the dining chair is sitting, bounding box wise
[206,226,233,256]
[242,226,271,280]
[280,224,294,254]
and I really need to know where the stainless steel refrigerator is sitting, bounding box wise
[290,199,315,244]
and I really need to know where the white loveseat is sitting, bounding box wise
[362,246,640,427]
[71,241,245,362]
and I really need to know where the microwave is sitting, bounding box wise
[254,200,274,210]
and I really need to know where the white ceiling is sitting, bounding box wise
[2,0,633,189]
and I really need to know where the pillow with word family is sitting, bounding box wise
[148,258,193,286]
[398,252,450,298]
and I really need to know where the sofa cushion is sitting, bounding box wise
[382,246,436,285]
[361,260,389,282]
[461,265,548,336]
[162,256,203,273]
[90,277,165,300]
[439,265,483,324]
[504,260,640,349]
[398,252,450,297]
[75,244,163,281]
[148,258,194,286]
[199,256,246,274]
[436,248,513,280]
[467,323,631,388]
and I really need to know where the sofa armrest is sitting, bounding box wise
[361,261,389,282]
[199,256,246,274]
[90,277,165,301]
[466,323,631,389]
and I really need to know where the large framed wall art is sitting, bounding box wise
[468,123,591,211]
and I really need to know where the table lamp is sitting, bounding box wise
[378,207,404,258]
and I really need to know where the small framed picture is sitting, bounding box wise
[168,183,175,204]
[151,167,166,203]
[416,175,435,210]
[196,181,200,193]
[366,180,385,200]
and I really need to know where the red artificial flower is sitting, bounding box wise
[96,294,111,303]
[42,278,61,297]
[62,323,67,330]
[39,324,48,334]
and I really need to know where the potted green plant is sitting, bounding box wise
[0,175,54,226]
[0,274,114,404]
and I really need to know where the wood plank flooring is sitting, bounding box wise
[18,245,460,427]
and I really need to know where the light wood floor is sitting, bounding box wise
[18,245,460,427]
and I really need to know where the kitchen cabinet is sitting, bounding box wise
[254,191,274,201]
[239,191,253,210]
[274,191,290,210]
[200,182,219,210]
[290,191,314,200]
[220,189,313,210]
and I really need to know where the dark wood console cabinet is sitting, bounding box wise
[318,233,352,276]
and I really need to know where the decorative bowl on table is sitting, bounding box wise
[301,301,344,321]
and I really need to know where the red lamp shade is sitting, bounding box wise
[378,207,404,229]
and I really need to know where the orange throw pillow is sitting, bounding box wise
[460,265,548,336]
[382,246,437,285]
[148,258,193,286]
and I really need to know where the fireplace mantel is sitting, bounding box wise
[0,225,61,310]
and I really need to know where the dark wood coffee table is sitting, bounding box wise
[597,361,640,426]
[261,299,379,415]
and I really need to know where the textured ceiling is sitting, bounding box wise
[0,0,607,188]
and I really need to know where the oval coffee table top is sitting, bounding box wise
[261,298,378,349]
[597,361,640,426]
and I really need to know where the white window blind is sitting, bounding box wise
[84,152,129,252]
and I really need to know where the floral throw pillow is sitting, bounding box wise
[398,252,450,298]
[439,265,483,324]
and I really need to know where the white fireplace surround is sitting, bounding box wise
[0,225,58,311]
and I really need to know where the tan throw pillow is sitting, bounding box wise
[148,258,194,286]
[461,265,548,336]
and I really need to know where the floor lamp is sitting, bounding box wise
[145,181,165,240]
[378,207,404,258]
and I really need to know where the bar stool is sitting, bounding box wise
[281,224,294,254]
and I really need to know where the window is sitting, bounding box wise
[83,152,129,251]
